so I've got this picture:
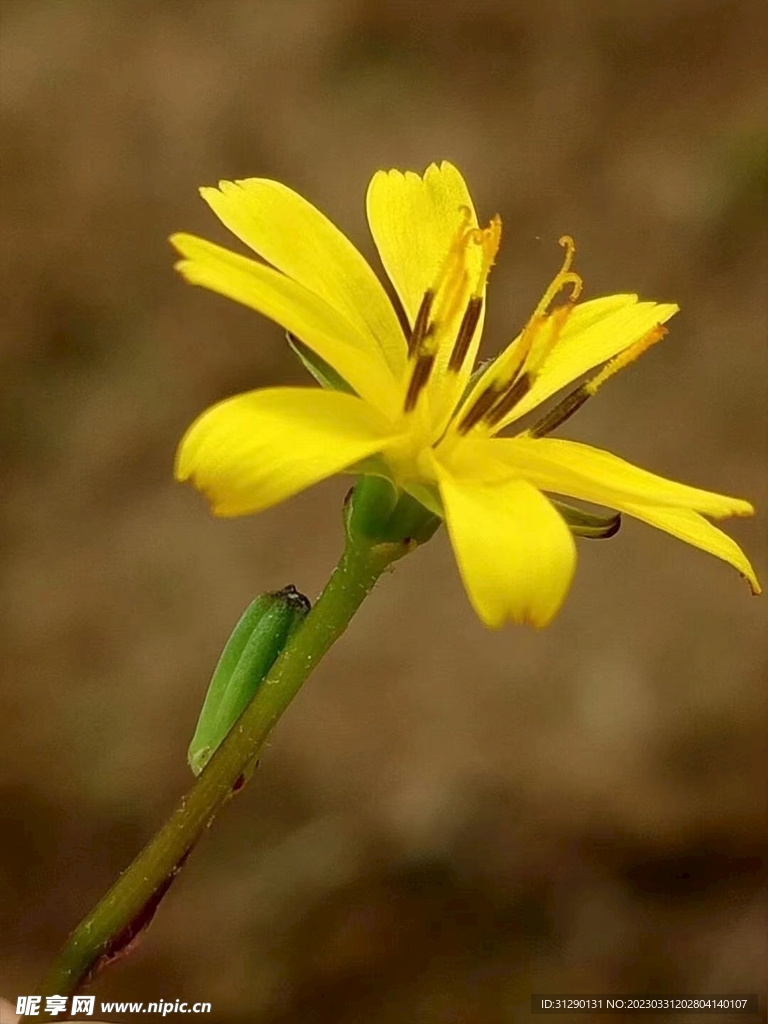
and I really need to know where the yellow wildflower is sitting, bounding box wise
[171,162,759,627]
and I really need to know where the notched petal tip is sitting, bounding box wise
[436,467,576,631]
[177,459,251,519]
[169,233,213,267]
[745,573,762,596]
[172,256,192,278]
[172,257,210,288]
[198,184,229,210]
[174,431,199,484]
[709,497,756,520]
[371,160,464,188]
[731,557,761,596]
[733,499,756,518]
[169,231,193,255]
[478,601,560,630]
[173,456,222,514]
[210,498,243,519]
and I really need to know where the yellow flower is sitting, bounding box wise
[171,162,759,627]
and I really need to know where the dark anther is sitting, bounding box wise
[527,384,590,438]
[448,296,483,373]
[409,290,435,357]
[390,290,412,342]
[484,372,533,427]
[457,385,500,434]
[404,353,436,411]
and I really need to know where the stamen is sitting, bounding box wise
[446,215,502,376]
[404,212,501,410]
[392,292,412,342]
[404,352,436,412]
[526,323,668,438]
[527,300,577,373]
[457,384,501,434]
[484,372,533,427]
[408,210,473,363]
[526,386,591,439]
[585,323,667,391]
[433,266,471,339]
[409,290,435,357]
[448,296,483,373]
[472,215,503,294]
[559,235,576,272]
[471,237,581,409]
[457,303,568,434]
[433,206,474,297]
[531,236,583,322]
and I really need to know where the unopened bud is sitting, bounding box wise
[188,586,310,775]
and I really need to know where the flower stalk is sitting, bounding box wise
[36,512,414,1004]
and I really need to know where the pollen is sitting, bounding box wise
[426,206,475,346]
[584,323,667,395]
[410,212,502,358]
[471,215,503,297]
[447,215,502,375]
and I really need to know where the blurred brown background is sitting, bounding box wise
[1,1,767,1021]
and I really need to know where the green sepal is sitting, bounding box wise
[188,586,310,776]
[345,476,441,548]
[379,490,441,545]
[286,332,356,395]
[553,500,621,539]
[400,481,443,520]
[344,475,399,542]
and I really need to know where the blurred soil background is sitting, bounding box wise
[1,1,767,1021]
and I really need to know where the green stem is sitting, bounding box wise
[38,534,406,999]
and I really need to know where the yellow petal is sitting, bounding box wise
[470,295,679,430]
[176,387,396,517]
[432,457,577,628]
[366,162,481,324]
[513,297,679,422]
[200,179,406,378]
[488,436,755,518]
[171,233,399,416]
[367,162,490,425]
[617,502,761,595]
